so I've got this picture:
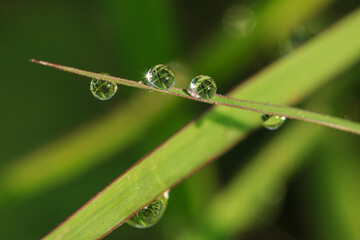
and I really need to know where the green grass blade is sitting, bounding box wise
[40,9,360,240]
[30,59,360,135]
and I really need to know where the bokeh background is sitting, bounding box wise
[1,0,360,239]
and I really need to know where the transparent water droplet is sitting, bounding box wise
[188,75,217,100]
[90,73,117,100]
[260,114,286,130]
[222,4,257,38]
[145,64,175,90]
[126,192,169,229]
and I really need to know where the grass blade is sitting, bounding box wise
[30,59,360,135]
[40,8,360,240]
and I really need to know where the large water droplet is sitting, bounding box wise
[188,75,217,100]
[145,65,175,90]
[90,74,117,100]
[126,192,169,229]
[222,4,256,38]
[260,114,286,130]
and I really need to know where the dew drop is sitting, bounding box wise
[260,114,286,130]
[90,73,117,100]
[188,75,217,100]
[145,64,175,90]
[126,192,169,229]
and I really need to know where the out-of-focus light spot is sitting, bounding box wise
[279,24,320,55]
[222,4,257,38]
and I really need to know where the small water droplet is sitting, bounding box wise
[90,73,117,100]
[260,113,286,130]
[222,4,257,38]
[126,192,169,229]
[188,75,217,100]
[145,65,175,90]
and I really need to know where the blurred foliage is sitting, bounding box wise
[0,0,359,239]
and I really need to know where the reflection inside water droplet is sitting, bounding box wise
[126,191,169,229]
[222,4,257,38]
[145,64,175,90]
[90,73,117,100]
[260,114,286,130]
[187,75,217,100]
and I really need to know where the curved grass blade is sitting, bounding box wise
[30,59,360,135]
[41,8,360,240]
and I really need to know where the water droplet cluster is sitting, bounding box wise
[89,66,289,132]
[90,73,117,100]
[143,65,217,100]
[260,114,286,130]
[126,192,169,229]
[90,65,219,101]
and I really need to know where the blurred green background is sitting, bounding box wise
[0,0,359,239]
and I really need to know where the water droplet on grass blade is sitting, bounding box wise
[260,114,286,130]
[90,73,117,100]
[145,65,175,90]
[126,192,169,229]
[188,75,217,100]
